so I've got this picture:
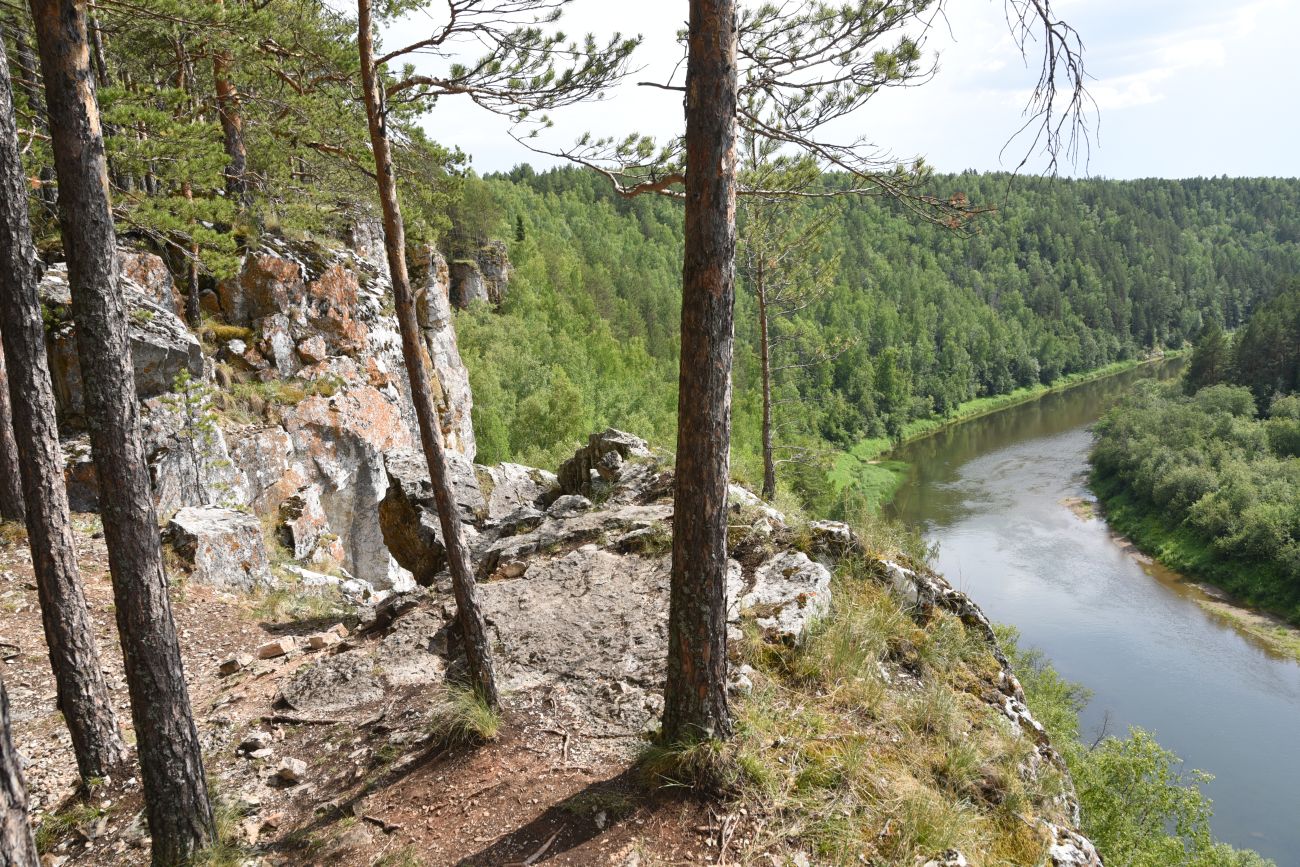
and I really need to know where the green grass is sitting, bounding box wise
[829,356,1182,511]
[726,561,1064,865]
[34,803,104,853]
[427,685,502,745]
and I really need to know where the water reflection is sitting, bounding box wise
[885,360,1300,864]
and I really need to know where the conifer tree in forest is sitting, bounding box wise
[26,0,216,861]
[355,0,637,709]
[738,146,843,500]
[542,0,1090,743]
[0,19,128,786]
[1185,320,1229,394]
[0,675,39,867]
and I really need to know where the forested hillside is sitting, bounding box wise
[1091,286,1300,625]
[457,168,1300,508]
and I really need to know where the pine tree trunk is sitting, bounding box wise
[0,675,39,867]
[0,351,25,525]
[211,0,247,204]
[26,1,215,862]
[758,275,776,502]
[663,0,737,744]
[0,18,127,785]
[357,0,499,708]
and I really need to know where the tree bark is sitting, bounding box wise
[0,675,39,867]
[211,0,248,204]
[0,18,128,785]
[662,0,737,744]
[26,1,216,862]
[357,0,499,708]
[0,350,25,525]
[757,271,776,501]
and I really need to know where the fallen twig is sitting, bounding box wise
[361,813,401,833]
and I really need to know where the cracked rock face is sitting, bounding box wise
[42,262,204,425]
[738,551,832,642]
[165,506,273,591]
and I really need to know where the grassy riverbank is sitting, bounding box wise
[1091,475,1300,660]
[828,355,1182,511]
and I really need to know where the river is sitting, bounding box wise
[885,362,1300,865]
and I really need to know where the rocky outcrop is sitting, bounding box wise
[557,428,660,502]
[42,261,204,425]
[118,249,185,317]
[737,551,832,642]
[52,235,479,592]
[413,247,476,460]
[165,506,272,591]
[447,240,510,309]
[377,449,493,586]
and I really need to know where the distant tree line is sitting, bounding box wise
[460,169,1300,510]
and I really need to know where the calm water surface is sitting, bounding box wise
[887,363,1300,865]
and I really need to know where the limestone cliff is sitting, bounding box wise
[46,235,478,591]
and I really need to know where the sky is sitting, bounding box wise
[385,0,1300,179]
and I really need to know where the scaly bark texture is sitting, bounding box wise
[0,349,25,525]
[663,0,738,743]
[0,19,128,784]
[26,0,216,861]
[357,0,499,707]
[0,676,39,867]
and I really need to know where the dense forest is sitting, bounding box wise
[1091,287,1300,623]
[458,168,1300,511]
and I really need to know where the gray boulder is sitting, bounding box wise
[165,506,273,591]
[556,429,659,502]
[739,552,832,642]
[43,266,204,424]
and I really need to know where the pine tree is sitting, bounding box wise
[1184,320,1229,394]
[0,15,128,786]
[355,0,637,709]
[738,150,843,500]
[0,674,39,867]
[27,0,216,860]
[542,0,1090,743]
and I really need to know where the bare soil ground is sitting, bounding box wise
[0,520,726,866]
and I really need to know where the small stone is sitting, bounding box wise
[256,637,296,659]
[327,623,349,638]
[308,631,342,650]
[248,748,273,760]
[238,731,273,753]
[275,757,307,784]
[219,653,254,676]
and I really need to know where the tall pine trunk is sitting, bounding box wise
[757,272,776,501]
[0,18,127,785]
[0,675,39,867]
[27,1,216,861]
[211,0,247,204]
[357,0,499,708]
[0,351,25,525]
[662,0,737,743]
